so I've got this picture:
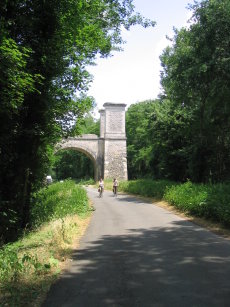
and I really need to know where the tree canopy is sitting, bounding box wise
[0,0,155,242]
[126,0,230,183]
[160,0,230,182]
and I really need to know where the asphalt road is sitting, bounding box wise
[43,187,230,307]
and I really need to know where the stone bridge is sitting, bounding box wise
[57,103,128,180]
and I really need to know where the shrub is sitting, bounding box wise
[119,179,176,199]
[30,180,89,227]
[164,181,209,215]
[164,181,230,226]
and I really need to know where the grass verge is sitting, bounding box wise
[0,180,92,306]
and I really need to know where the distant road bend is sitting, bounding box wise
[43,187,230,307]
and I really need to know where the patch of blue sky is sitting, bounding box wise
[87,0,199,113]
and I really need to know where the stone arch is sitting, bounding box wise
[56,103,128,181]
[56,135,101,181]
[56,146,98,180]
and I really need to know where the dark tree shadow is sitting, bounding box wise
[116,195,148,204]
[43,220,230,307]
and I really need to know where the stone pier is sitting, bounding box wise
[57,103,128,180]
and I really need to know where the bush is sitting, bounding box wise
[0,214,89,306]
[30,180,89,227]
[118,179,176,199]
[103,179,175,198]
[75,178,95,185]
[163,181,209,215]
[0,180,91,305]
[164,181,230,226]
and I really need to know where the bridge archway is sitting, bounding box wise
[57,103,128,180]
[56,146,98,181]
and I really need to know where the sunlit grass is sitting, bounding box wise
[30,180,89,227]
[0,180,92,306]
[164,181,230,225]
[102,178,175,199]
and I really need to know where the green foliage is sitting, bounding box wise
[126,99,191,181]
[75,178,95,186]
[0,38,42,110]
[0,0,155,242]
[164,181,210,215]
[0,246,45,284]
[0,215,86,306]
[30,180,89,227]
[79,114,100,136]
[53,116,99,181]
[126,0,230,184]
[109,179,176,199]
[164,181,230,226]
[160,0,230,182]
[0,178,90,305]
[53,150,94,181]
[126,100,156,179]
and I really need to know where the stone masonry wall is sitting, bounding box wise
[58,136,99,161]
[57,136,100,180]
[57,103,128,181]
[103,103,128,180]
[104,139,128,180]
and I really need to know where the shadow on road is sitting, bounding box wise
[116,195,151,204]
[43,220,230,307]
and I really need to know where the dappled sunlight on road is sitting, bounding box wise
[43,215,230,307]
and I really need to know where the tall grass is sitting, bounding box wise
[30,180,89,227]
[104,179,175,199]
[75,178,95,185]
[0,180,91,306]
[119,179,176,199]
[164,181,230,225]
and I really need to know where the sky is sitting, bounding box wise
[87,0,195,113]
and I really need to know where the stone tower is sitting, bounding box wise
[100,103,127,180]
[58,103,128,180]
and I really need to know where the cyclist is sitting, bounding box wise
[113,178,119,196]
[98,178,104,197]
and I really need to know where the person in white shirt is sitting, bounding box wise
[98,178,104,197]
[113,178,118,196]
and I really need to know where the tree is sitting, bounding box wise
[126,100,192,181]
[160,0,230,182]
[126,0,230,184]
[0,0,155,242]
[53,150,94,181]
[126,101,156,179]
[79,114,100,136]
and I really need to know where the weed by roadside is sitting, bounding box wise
[102,179,175,199]
[164,181,230,226]
[0,215,91,306]
[30,179,89,227]
[0,180,92,306]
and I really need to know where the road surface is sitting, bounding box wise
[43,187,230,307]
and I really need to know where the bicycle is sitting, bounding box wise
[98,186,103,198]
[113,186,118,197]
